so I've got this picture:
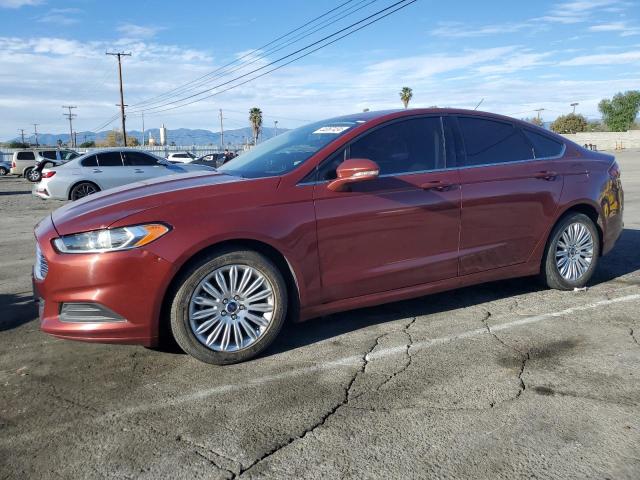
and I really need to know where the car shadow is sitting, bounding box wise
[266,227,640,357]
[0,293,37,332]
[0,191,32,196]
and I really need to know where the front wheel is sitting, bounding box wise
[169,249,288,365]
[541,212,600,290]
[0,167,8,176]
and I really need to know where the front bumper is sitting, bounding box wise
[33,215,174,346]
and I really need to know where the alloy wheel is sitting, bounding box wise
[71,183,98,200]
[188,264,275,352]
[555,222,594,281]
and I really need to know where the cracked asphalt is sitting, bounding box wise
[1,150,639,479]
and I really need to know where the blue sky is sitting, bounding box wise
[1,0,639,140]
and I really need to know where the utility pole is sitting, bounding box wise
[534,108,545,121]
[570,102,579,114]
[219,109,224,149]
[62,105,77,147]
[33,124,39,147]
[274,120,278,137]
[18,129,25,145]
[141,112,145,146]
[106,51,131,146]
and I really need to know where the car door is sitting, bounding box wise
[122,151,168,180]
[312,116,461,302]
[454,115,564,275]
[94,151,131,189]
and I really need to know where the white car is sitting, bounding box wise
[166,152,197,163]
[33,148,214,201]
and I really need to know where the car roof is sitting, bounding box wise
[325,108,533,125]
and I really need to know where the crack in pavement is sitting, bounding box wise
[193,449,237,479]
[481,311,529,403]
[231,333,385,479]
[631,328,639,346]
[374,317,417,392]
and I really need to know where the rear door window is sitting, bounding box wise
[458,117,534,166]
[16,152,35,160]
[522,129,564,159]
[40,151,57,160]
[97,152,123,167]
[81,155,98,167]
[123,151,159,166]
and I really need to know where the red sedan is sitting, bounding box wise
[33,109,624,364]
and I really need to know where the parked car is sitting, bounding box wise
[9,149,79,181]
[192,153,225,168]
[166,152,196,163]
[33,148,214,201]
[33,109,623,365]
[29,150,81,183]
[0,159,10,176]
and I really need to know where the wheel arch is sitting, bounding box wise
[157,238,301,345]
[554,202,604,256]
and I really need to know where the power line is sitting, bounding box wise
[130,0,378,111]
[62,105,77,147]
[127,0,416,116]
[106,51,131,146]
[129,0,363,109]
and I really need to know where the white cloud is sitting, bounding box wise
[540,0,622,24]
[589,21,640,36]
[117,23,164,39]
[37,8,82,26]
[561,50,640,65]
[0,0,42,8]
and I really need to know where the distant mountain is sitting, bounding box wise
[6,126,286,147]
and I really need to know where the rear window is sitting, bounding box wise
[97,152,123,167]
[522,129,564,159]
[458,117,533,166]
[81,155,98,167]
[17,152,35,160]
[40,151,57,160]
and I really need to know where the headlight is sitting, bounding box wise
[53,223,170,254]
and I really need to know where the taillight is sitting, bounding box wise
[12,161,16,168]
[608,162,620,179]
[42,171,56,178]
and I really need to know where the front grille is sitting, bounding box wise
[34,244,48,280]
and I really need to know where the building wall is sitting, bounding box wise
[561,130,640,150]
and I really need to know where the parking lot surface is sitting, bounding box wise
[1,151,639,479]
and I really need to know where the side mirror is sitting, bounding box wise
[327,158,380,192]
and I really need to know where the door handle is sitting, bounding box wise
[134,169,144,173]
[534,170,558,180]
[420,180,457,192]
[92,169,102,173]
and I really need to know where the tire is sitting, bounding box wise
[69,181,100,200]
[26,168,41,182]
[169,249,288,365]
[541,212,600,290]
[0,167,7,176]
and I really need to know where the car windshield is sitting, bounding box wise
[218,119,358,178]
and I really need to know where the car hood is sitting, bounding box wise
[51,170,245,235]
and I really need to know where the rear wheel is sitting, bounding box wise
[0,166,7,176]
[169,249,288,365]
[69,182,100,200]
[542,212,600,290]
[26,168,41,182]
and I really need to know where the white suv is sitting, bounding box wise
[10,149,78,181]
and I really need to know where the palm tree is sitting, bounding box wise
[249,107,263,145]
[399,87,413,109]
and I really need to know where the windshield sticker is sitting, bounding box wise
[312,126,352,134]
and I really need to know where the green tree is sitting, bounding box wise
[79,140,96,148]
[399,87,413,109]
[525,117,544,127]
[8,141,28,148]
[550,113,588,134]
[249,107,263,145]
[598,90,640,132]
[585,120,607,132]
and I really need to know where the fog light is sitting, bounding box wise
[59,303,125,323]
